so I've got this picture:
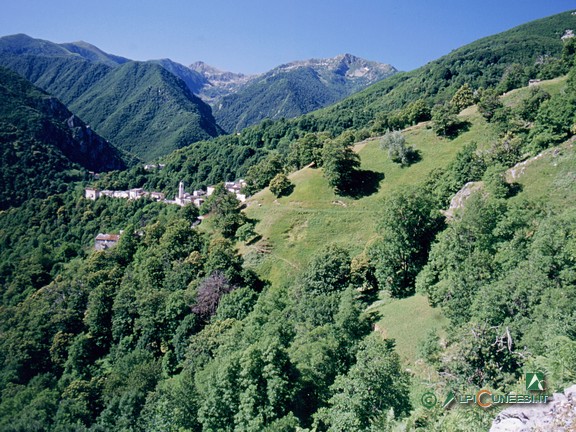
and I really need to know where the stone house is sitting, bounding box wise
[94,233,120,251]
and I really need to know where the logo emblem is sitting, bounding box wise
[526,372,545,391]
[421,392,437,409]
[442,391,455,409]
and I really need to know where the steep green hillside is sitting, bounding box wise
[1,73,571,431]
[127,11,576,193]
[242,72,572,280]
[307,11,575,131]
[67,62,223,161]
[0,34,223,161]
[370,294,448,362]
[239,71,567,325]
[242,107,481,286]
[0,66,126,209]
[507,137,576,209]
[1,12,576,431]
[236,74,576,429]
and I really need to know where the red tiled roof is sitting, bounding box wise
[95,234,120,241]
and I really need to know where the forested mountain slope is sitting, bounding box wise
[0,34,223,161]
[58,40,130,66]
[0,66,126,209]
[1,69,574,430]
[66,61,223,161]
[241,70,576,429]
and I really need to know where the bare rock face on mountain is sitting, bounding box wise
[65,114,128,171]
[490,385,576,431]
[271,53,396,83]
[189,61,254,103]
[0,66,126,172]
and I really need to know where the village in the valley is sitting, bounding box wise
[89,172,247,250]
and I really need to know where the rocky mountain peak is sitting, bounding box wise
[189,61,252,83]
[270,53,397,80]
[188,61,255,103]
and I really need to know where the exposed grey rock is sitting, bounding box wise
[188,61,254,103]
[441,181,483,220]
[490,385,576,432]
[506,137,575,181]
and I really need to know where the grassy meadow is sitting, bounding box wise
[242,76,570,289]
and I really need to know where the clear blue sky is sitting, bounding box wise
[1,0,574,74]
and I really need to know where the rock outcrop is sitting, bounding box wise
[490,385,576,431]
[441,181,483,220]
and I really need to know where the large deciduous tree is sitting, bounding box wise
[244,152,285,195]
[321,139,360,194]
[379,130,418,167]
[369,187,443,297]
[431,103,463,137]
[301,244,351,295]
[269,173,293,197]
[200,183,244,238]
[477,88,503,122]
[450,83,475,112]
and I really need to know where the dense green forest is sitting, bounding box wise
[0,186,405,430]
[66,61,223,161]
[1,10,576,432]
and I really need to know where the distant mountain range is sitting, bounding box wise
[0,34,397,149]
[186,55,397,132]
[207,54,397,132]
[0,66,126,209]
[0,5,570,166]
[155,55,397,132]
[0,34,223,161]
